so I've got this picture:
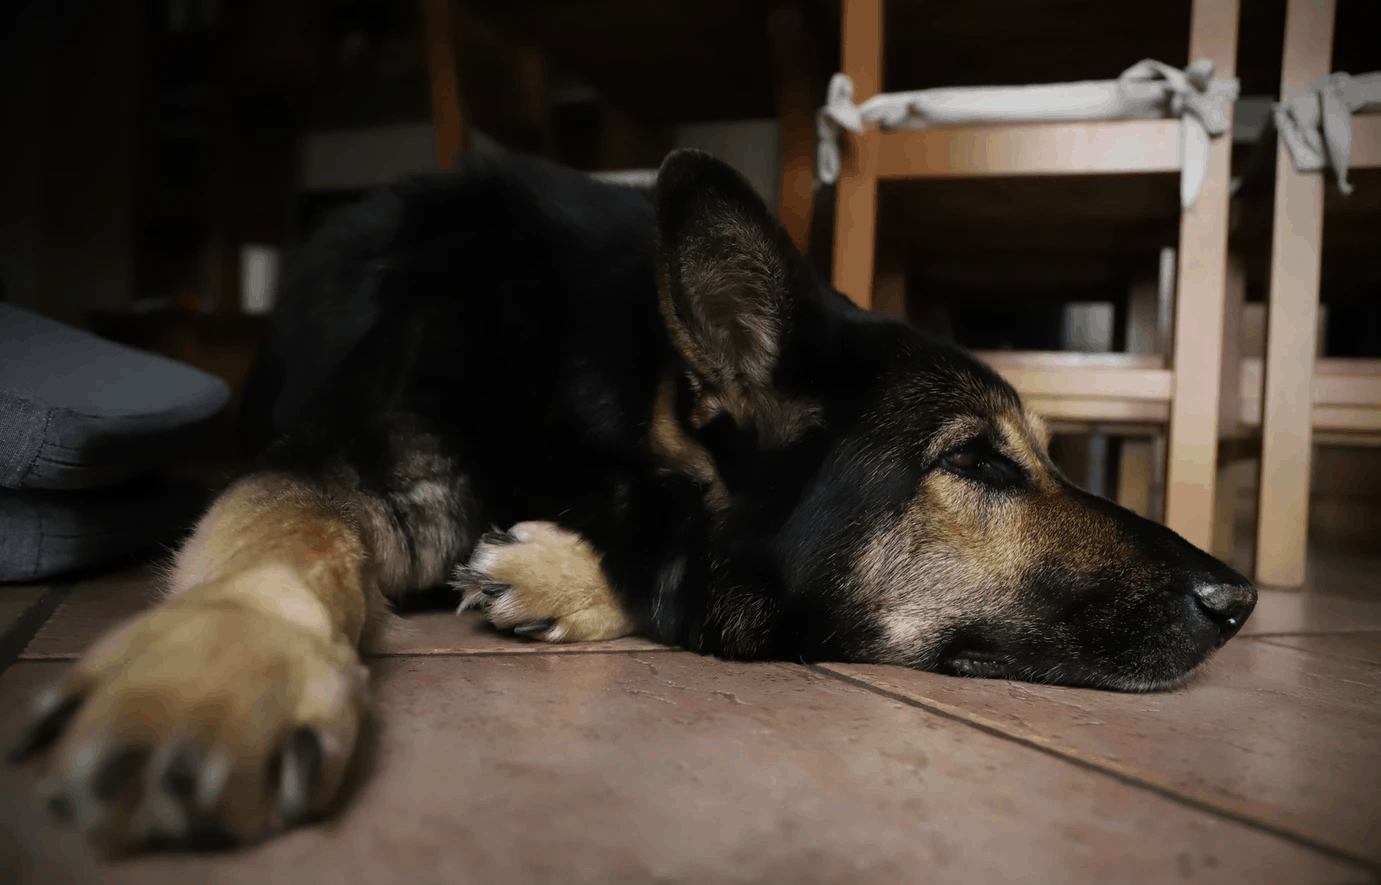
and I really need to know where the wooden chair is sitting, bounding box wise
[418,0,667,172]
[1252,0,1381,586]
[828,0,1243,554]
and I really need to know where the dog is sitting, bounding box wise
[8,149,1255,853]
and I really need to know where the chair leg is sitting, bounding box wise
[832,158,879,308]
[1210,253,1248,564]
[831,0,884,309]
[1163,158,1234,551]
[1162,0,1241,552]
[420,0,469,169]
[768,3,822,258]
[1254,0,1335,588]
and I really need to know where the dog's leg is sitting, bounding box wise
[454,518,778,659]
[8,472,401,852]
[454,521,635,643]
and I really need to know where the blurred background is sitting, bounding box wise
[0,0,1378,578]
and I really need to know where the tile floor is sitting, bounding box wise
[1,551,1378,884]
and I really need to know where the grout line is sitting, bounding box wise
[0,583,77,681]
[808,663,1381,876]
[5,612,1375,876]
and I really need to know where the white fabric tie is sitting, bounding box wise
[1274,71,1381,196]
[816,59,1240,210]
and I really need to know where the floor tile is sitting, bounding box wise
[0,585,46,637]
[19,567,162,660]
[0,656,1371,885]
[1299,552,1381,602]
[1240,589,1381,636]
[1254,633,1381,665]
[824,636,1381,866]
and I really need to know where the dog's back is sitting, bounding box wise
[243,156,663,459]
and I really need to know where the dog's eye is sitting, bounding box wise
[941,442,1025,489]
[944,450,983,470]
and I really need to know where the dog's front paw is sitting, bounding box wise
[7,568,369,854]
[453,521,635,643]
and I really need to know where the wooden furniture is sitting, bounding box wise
[421,0,556,167]
[1254,0,1381,586]
[766,3,828,256]
[828,0,1243,554]
[420,0,669,172]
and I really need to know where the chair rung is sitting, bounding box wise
[873,120,1182,179]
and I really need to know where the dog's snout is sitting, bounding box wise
[1190,583,1256,643]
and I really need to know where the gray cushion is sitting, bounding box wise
[0,480,210,582]
[0,304,230,490]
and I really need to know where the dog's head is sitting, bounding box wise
[652,149,1254,692]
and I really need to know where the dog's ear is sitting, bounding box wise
[654,149,821,442]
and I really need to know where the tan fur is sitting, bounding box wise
[648,373,731,510]
[704,583,776,658]
[167,475,387,641]
[1025,410,1052,453]
[657,221,823,449]
[663,215,787,396]
[36,474,389,848]
[456,522,635,642]
[854,401,1132,662]
[854,475,1030,661]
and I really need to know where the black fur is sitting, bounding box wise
[243,149,1253,688]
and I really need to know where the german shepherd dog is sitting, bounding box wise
[9,150,1254,851]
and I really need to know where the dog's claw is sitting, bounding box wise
[276,727,322,829]
[481,530,518,546]
[451,565,484,586]
[7,693,82,765]
[93,745,150,802]
[148,821,238,853]
[479,582,510,598]
[514,618,559,636]
[159,741,204,798]
[46,790,75,824]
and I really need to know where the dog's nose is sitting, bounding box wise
[1190,583,1256,644]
